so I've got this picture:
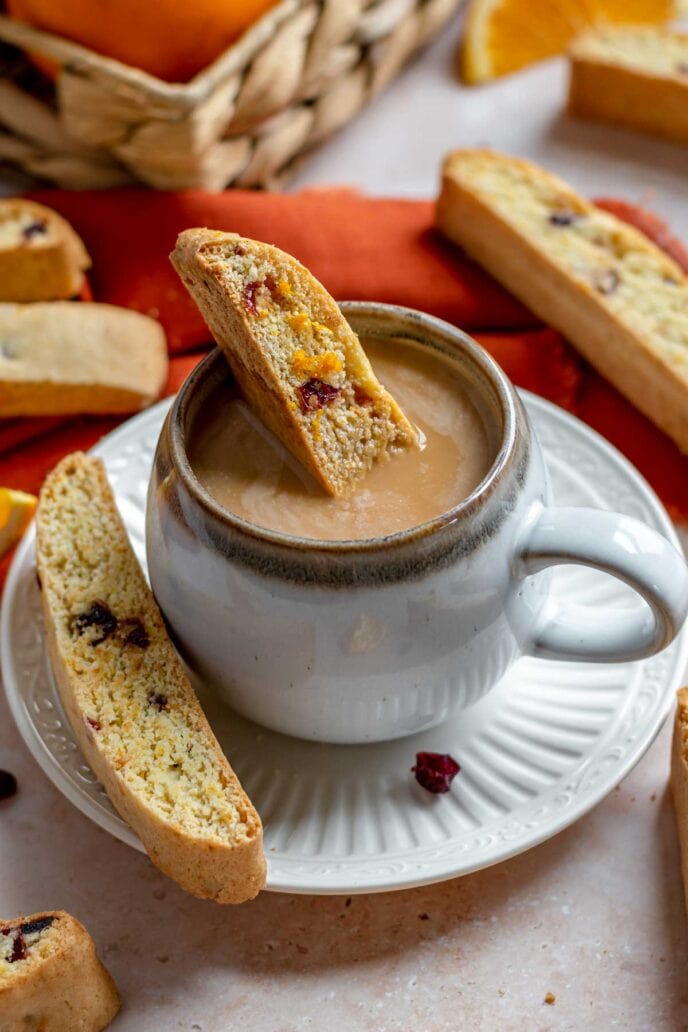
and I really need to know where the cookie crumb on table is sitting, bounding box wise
[544,992,556,1005]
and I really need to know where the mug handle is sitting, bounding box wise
[515,506,688,662]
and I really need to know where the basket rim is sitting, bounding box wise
[0,0,310,106]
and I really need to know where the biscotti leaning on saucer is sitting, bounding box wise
[672,688,688,918]
[569,27,688,144]
[0,302,168,416]
[170,230,418,497]
[0,910,120,1031]
[36,453,266,904]
[0,198,90,301]
[437,149,688,453]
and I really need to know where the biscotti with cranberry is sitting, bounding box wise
[0,198,91,301]
[0,302,168,416]
[437,149,688,453]
[0,910,120,1031]
[671,687,688,918]
[36,453,266,904]
[170,230,418,497]
[569,27,688,144]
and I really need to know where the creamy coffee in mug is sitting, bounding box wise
[188,337,499,540]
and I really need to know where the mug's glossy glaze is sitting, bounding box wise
[146,304,688,743]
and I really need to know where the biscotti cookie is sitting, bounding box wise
[437,149,688,453]
[569,28,688,144]
[0,910,120,1031]
[0,199,90,301]
[37,453,266,904]
[0,302,168,416]
[171,230,418,497]
[671,687,688,918]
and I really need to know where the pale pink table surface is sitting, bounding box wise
[3,14,688,1032]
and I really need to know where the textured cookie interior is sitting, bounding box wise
[175,233,418,496]
[37,453,258,843]
[0,915,58,976]
[444,151,688,378]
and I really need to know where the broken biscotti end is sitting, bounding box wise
[0,910,120,1031]
[36,452,266,904]
[170,229,418,498]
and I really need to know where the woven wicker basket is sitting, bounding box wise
[0,0,461,191]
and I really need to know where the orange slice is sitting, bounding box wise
[461,0,676,83]
[0,487,36,559]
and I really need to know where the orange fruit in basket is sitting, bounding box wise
[461,0,676,83]
[6,0,281,82]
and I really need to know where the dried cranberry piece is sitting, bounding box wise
[121,618,150,649]
[593,269,620,295]
[296,378,341,413]
[148,692,168,712]
[0,926,10,935]
[411,751,460,794]
[8,931,26,962]
[549,211,579,227]
[73,601,118,645]
[264,275,276,292]
[20,917,54,937]
[22,220,47,241]
[242,280,262,314]
[233,245,246,256]
[86,717,101,731]
[0,770,17,800]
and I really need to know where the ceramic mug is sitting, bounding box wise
[146,303,688,744]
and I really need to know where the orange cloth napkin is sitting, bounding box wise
[1,187,687,591]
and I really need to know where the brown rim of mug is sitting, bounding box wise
[167,302,521,555]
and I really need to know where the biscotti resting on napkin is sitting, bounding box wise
[569,27,688,144]
[0,198,90,302]
[0,302,168,416]
[36,452,266,904]
[171,231,418,497]
[437,149,688,454]
[0,910,120,1031]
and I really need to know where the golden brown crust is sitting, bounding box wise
[37,453,266,904]
[0,910,120,1031]
[170,229,417,497]
[671,688,688,920]
[436,149,688,454]
[0,302,169,416]
[0,199,91,302]
[568,30,688,144]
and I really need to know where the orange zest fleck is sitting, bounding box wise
[287,311,311,334]
[292,349,343,379]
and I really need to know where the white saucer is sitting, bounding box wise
[2,392,687,894]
